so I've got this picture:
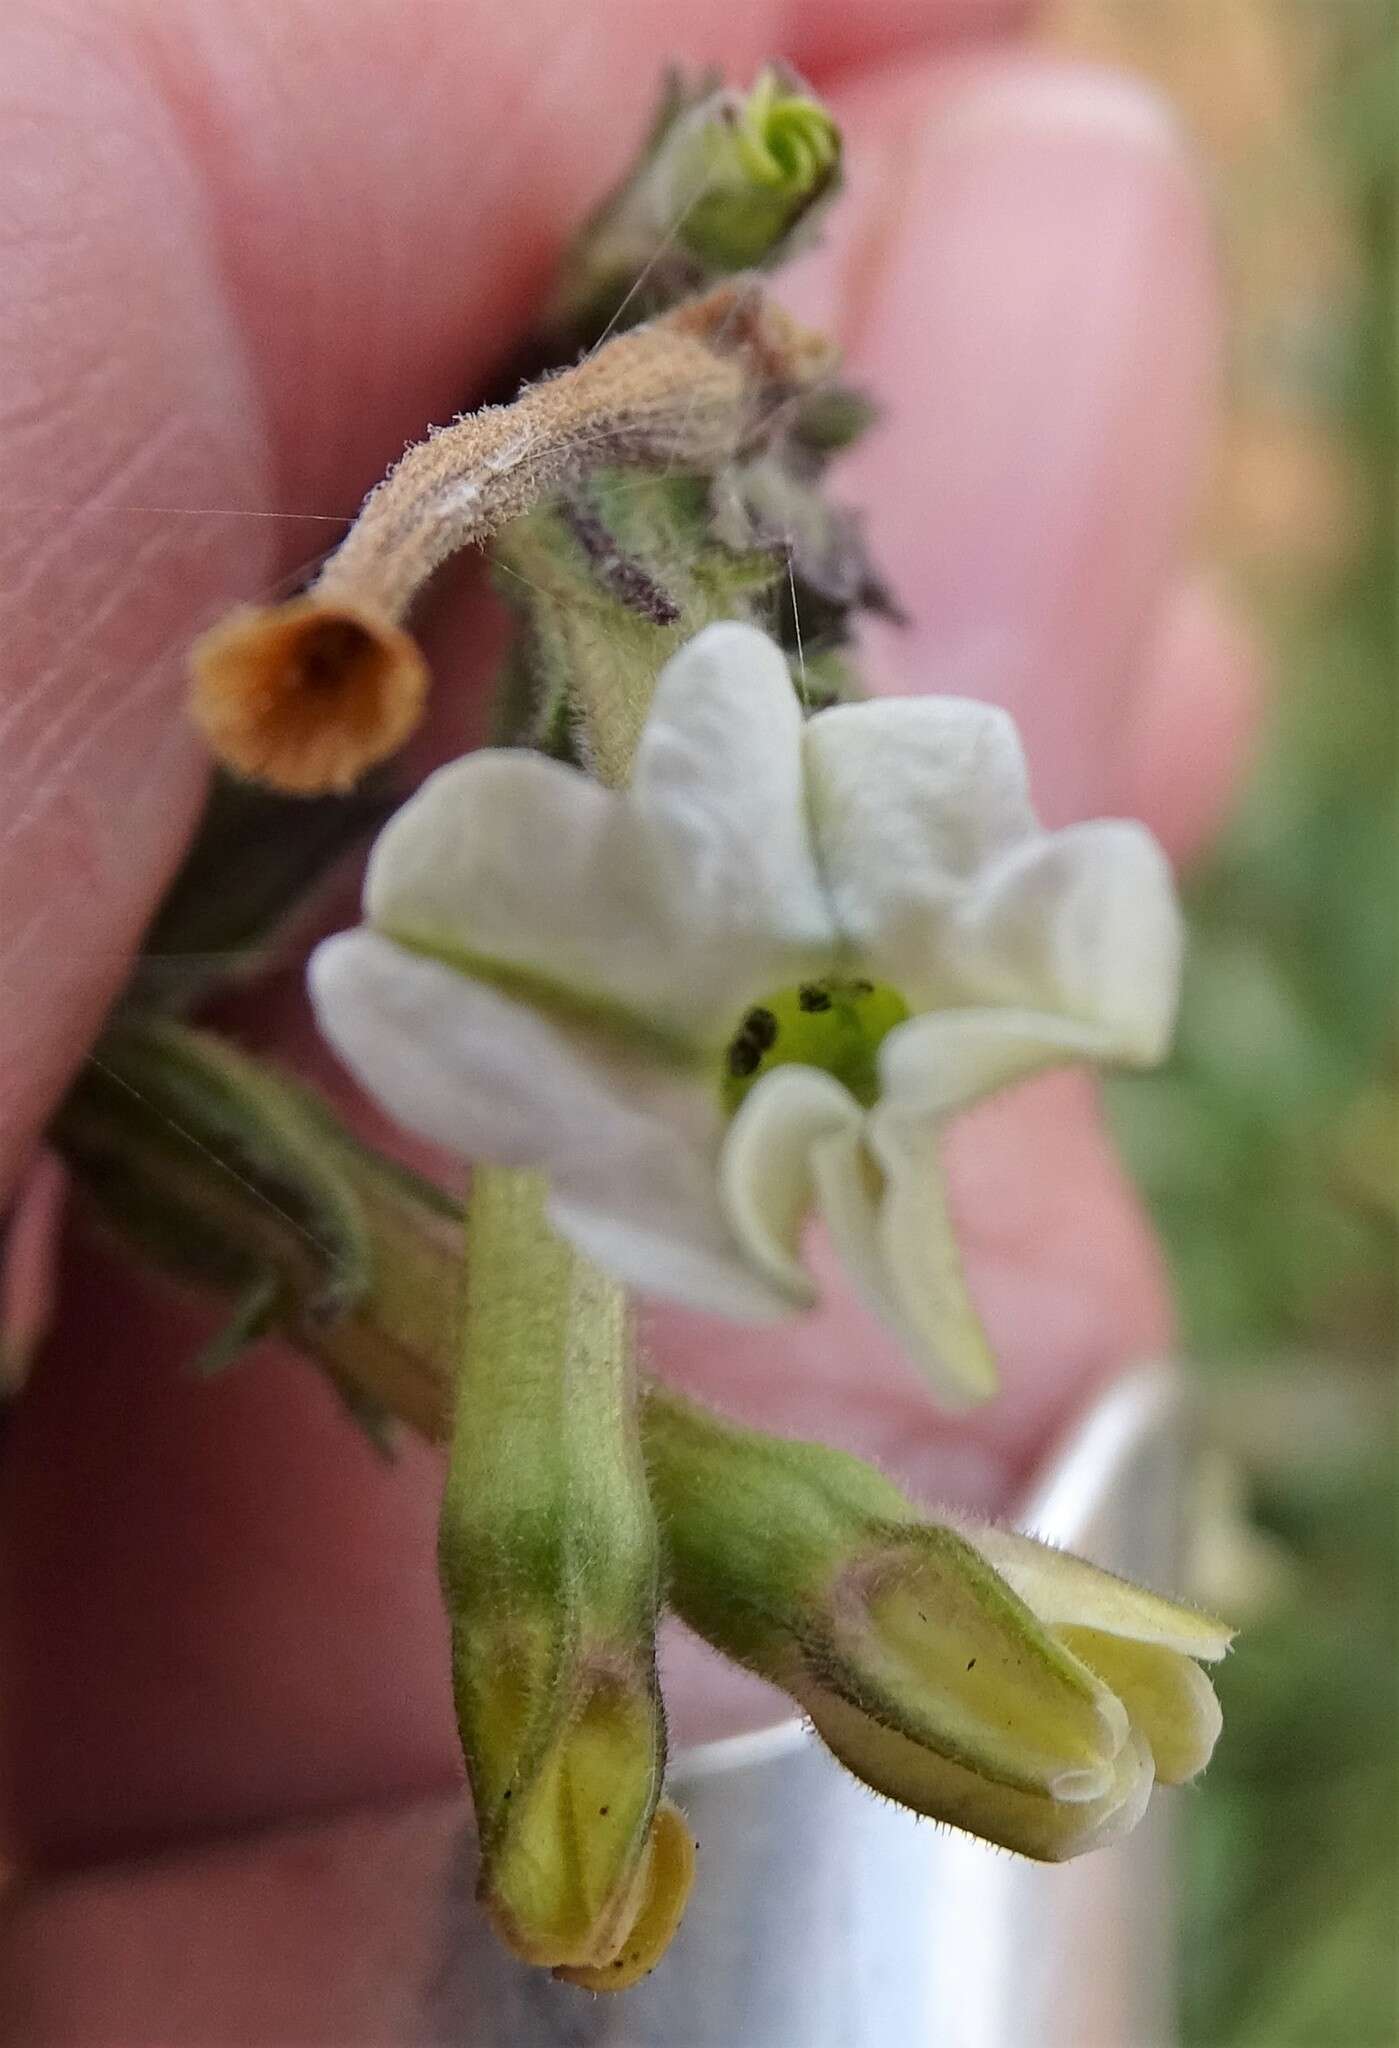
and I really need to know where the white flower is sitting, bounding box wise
[310,623,1181,1403]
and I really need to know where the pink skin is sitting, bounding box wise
[0,0,1258,1876]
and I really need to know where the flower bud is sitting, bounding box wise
[554,1798,696,1991]
[643,1392,1230,1862]
[545,68,843,344]
[658,67,841,271]
[450,1612,684,1975]
[950,1517,1231,1791]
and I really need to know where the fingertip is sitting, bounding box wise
[784,0,1035,79]
[1,1147,67,1397]
[1118,571,1266,868]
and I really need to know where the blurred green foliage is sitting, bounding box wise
[1106,23,1397,2044]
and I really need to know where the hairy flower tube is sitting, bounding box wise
[310,621,1182,1403]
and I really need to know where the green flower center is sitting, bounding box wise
[721,978,911,1116]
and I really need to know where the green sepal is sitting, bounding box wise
[491,470,784,777]
[54,1014,436,1451]
[54,1060,1228,1859]
[490,429,889,768]
[189,1258,401,1455]
[714,454,904,628]
[639,1387,916,1663]
[787,383,881,461]
[58,1016,371,1322]
[188,1268,282,1379]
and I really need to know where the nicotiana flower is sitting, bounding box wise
[311,623,1182,1403]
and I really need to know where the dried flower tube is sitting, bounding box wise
[190,285,832,793]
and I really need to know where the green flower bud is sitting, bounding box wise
[665,68,842,271]
[455,1618,676,1973]
[644,1392,1230,1862]
[545,67,843,344]
[440,1168,687,1980]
